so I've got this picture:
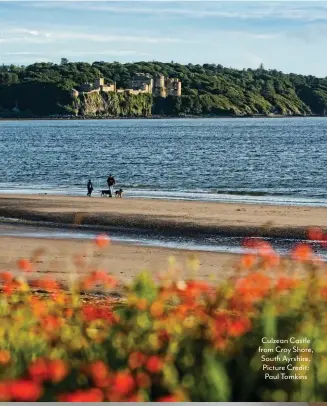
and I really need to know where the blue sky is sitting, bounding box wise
[0,1,327,76]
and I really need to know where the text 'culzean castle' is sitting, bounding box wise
[71,73,182,98]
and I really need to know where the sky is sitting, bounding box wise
[0,1,327,76]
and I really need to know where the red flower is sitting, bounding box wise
[128,351,147,370]
[41,315,62,332]
[29,358,49,382]
[29,358,68,384]
[48,359,68,383]
[0,383,10,401]
[112,372,135,396]
[82,304,116,323]
[9,380,42,401]
[59,388,103,402]
[227,317,251,337]
[308,227,324,241]
[89,361,109,382]
[157,395,179,402]
[136,372,151,388]
[214,312,251,339]
[146,356,163,374]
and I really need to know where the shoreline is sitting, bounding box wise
[0,194,326,240]
[0,114,325,121]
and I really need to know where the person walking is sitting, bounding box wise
[87,179,93,197]
[107,174,115,198]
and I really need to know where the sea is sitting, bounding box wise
[1,117,327,206]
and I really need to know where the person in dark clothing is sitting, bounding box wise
[87,179,93,197]
[107,174,116,198]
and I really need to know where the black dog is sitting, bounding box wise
[115,189,123,198]
[101,190,112,197]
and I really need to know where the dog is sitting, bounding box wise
[115,189,123,198]
[101,189,112,197]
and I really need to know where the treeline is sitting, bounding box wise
[0,60,327,117]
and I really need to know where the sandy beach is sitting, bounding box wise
[1,193,326,287]
[0,236,237,289]
[1,193,327,239]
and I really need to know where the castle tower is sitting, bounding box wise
[174,80,182,97]
[94,77,105,89]
[154,74,166,97]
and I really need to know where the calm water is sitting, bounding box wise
[1,117,327,205]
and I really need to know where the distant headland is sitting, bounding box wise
[0,60,326,118]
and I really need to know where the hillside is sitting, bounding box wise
[0,60,327,117]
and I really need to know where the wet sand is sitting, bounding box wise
[0,194,326,239]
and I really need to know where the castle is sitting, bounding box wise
[71,73,182,98]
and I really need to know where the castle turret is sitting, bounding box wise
[94,77,105,89]
[154,74,166,97]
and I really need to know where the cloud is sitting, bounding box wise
[0,27,191,44]
[28,1,327,22]
[2,50,150,57]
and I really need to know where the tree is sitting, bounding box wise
[61,58,69,65]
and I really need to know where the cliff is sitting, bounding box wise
[1,61,327,117]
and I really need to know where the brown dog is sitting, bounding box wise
[115,189,123,198]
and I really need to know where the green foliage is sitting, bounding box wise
[0,60,327,116]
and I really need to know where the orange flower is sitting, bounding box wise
[9,380,42,401]
[59,388,103,402]
[321,286,327,300]
[2,279,21,296]
[41,315,62,332]
[183,281,213,297]
[136,298,148,310]
[263,252,280,268]
[227,317,251,337]
[36,278,59,292]
[291,243,313,262]
[0,350,10,365]
[308,227,324,241]
[30,297,48,317]
[0,272,13,283]
[136,372,151,388]
[83,271,117,290]
[128,351,147,370]
[112,372,135,396]
[150,301,164,318]
[240,254,256,269]
[64,308,73,319]
[17,258,33,272]
[275,276,299,291]
[95,234,110,248]
[146,356,163,374]
[48,359,68,383]
[236,272,271,302]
